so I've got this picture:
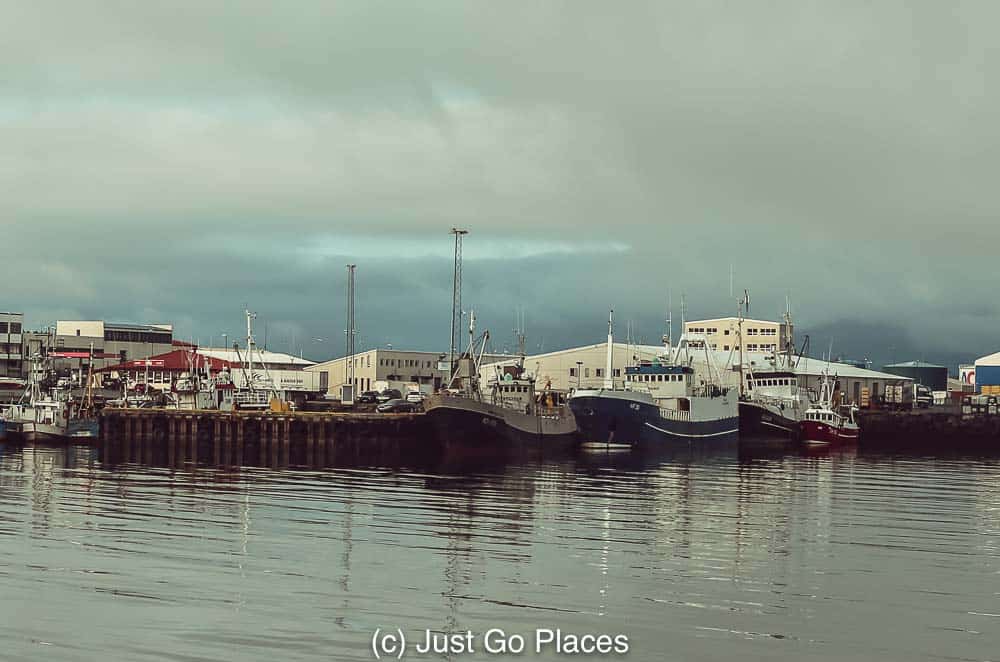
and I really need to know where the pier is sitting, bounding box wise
[858,406,1000,449]
[98,408,432,465]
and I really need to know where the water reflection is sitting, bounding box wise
[1,438,999,661]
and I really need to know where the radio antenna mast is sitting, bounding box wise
[449,228,468,381]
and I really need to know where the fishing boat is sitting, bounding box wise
[172,348,236,411]
[0,352,99,441]
[424,313,578,451]
[569,311,739,448]
[799,372,859,446]
[737,302,812,439]
[231,309,284,411]
[740,368,810,438]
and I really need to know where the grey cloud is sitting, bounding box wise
[1,1,997,368]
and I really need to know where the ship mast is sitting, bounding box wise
[245,308,256,394]
[738,289,750,397]
[604,309,614,390]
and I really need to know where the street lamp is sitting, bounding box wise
[576,361,583,389]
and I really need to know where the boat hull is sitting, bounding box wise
[739,400,800,439]
[15,421,68,442]
[569,390,739,448]
[799,419,860,446]
[424,394,578,452]
[67,418,100,439]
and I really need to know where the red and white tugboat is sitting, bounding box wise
[799,372,859,446]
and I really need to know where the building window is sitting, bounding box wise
[569,368,577,377]
[584,368,590,378]
[724,345,730,351]
[724,329,730,335]
[596,368,604,378]
[612,368,620,377]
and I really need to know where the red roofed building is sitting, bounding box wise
[95,348,237,389]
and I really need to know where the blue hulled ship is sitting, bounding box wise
[568,313,738,448]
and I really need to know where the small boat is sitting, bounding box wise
[3,397,71,441]
[799,372,859,445]
[0,353,99,442]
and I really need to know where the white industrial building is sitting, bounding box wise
[307,349,448,397]
[683,316,793,354]
[306,348,513,398]
[196,347,319,393]
[481,341,909,407]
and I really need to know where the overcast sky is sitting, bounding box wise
[2,1,996,369]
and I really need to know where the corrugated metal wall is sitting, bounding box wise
[974,365,1000,389]
[882,365,948,391]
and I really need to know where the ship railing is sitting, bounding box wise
[536,406,567,420]
[750,394,801,409]
[235,390,270,406]
[658,408,691,421]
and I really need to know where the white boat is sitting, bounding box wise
[1,353,99,441]
[231,309,284,410]
[172,349,236,411]
[1,357,69,440]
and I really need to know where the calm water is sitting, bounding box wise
[1,440,998,662]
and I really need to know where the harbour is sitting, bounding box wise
[2,438,998,661]
[7,2,1000,658]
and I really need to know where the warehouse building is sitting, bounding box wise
[96,346,321,397]
[480,342,665,392]
[306,348,512,398]
[973,351,1000,395]
[481,341,909,407]
[882,360,948,391]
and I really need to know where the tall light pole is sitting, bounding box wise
[449,228,468,382]
[343,264,357,403]
[576,361,583,389]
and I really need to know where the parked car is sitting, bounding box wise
[376,388,403,403]
[357,390,380,404]
[405,390,426,403]
[376,398,417,413]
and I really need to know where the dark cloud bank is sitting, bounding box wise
[2,1,997,371]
